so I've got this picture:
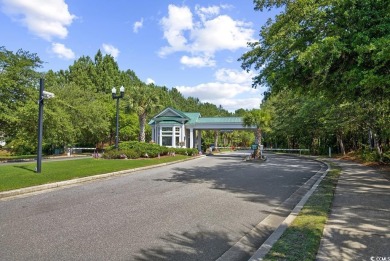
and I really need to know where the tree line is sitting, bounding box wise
[240,0,389,162]
[0,47,238,155]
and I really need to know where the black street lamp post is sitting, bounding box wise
[112,86,125,150]
[36,78,55,173]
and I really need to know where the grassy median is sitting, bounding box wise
[263,163,341,261]
[0,156,189,192]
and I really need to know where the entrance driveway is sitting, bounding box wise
[0,152,324,261]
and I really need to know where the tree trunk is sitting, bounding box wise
[368,129,374,150]
[255,128,262,158]
[138,113,146,142]
[214,130,219,151]
[373,134,383,161]
[336,133,346,156]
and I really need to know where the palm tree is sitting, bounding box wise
[243,108,271,158]
[128,84,161,142]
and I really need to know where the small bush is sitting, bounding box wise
[122,149,142,159]
[383,152,390,163]
[104,141,198,159]
[102,150,123,159]
[360,150,381,162]
[173,148,198,156]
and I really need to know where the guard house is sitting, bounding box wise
[149,107,256,151]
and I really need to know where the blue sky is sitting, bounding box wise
[0,0,278,112]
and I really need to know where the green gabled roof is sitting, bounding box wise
[196,117,243,124]
[149,107,191,125]
[182,112,201,124]
[149,108,245,126]
[168,107,190,119]
[157,120,182,125]
[153,117,184,122]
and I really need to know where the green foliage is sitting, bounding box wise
[0,47,43,148]
[243,108,271,153]
[103,141,198,159]
[114,141,169,157]
[1,46,243,156]
[102,149,141,159]
[171,147,199,156]
[127,83,162,142]
[243,0,390,98]
[240,0,389,160]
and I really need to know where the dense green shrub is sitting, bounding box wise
[122,149,142,159]
[383,152,390,163]
[174,148,198,156]
[104,141,199,159]
[102,150,124,159]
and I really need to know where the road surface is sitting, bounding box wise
[0,152,324,260]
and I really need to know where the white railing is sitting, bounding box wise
[68,147,97,156]
[263,148,310,156]
[212,147,310,156]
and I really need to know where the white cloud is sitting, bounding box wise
[159,4,254,67]
[102,44,120,59]
[1,0,75,41]
[175,68,262,111]
[195,5,220,22]
[191,15,254,53]
[146,78,155,85]
[215,68,255,84]
[176,81,254,100]
[133,18,143,33]
[51,42,75,60]
[159,5,193,56]
[180,55,216,67]
[203,97,262,111]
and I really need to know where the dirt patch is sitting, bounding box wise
[373,164,390,181]
[336,155,390,181]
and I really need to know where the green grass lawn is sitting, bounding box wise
[263,163,341,261]
[0,155,189,192]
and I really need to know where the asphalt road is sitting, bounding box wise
[0,152,324,261]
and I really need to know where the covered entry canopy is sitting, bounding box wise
[149,107,256,150]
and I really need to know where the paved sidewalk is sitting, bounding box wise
[316,159,390,261]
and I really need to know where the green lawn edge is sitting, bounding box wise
[0,155,191,192]
[263,162,341,261]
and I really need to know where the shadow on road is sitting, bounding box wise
[155,154,321,205]
[141,154,324,260]
[134,227,233,261]
[317,160,390,260]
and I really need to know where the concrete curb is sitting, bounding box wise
[248,159,330,261]
[0,155,205,200]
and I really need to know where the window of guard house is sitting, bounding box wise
[162,127,173,133]
[162,127,173,146]
[162,136,172,146]
[175,127,180,145]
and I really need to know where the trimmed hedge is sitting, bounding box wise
[102,141,198,159]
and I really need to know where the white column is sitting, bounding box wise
[189,128,194,148]
[155,124,158,143]
[197,130,202,152]
[181,123,185,146]
[152,127,155,143]
[172,126,176,148]
[159,126,162,146]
